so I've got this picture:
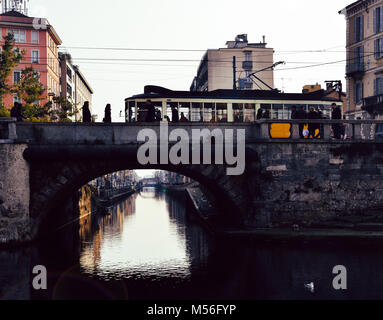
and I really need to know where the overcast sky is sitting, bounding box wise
[28,0,351,122]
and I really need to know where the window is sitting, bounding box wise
[374,77,383,95]
[67,68,72,80]
[233,103,244,122]
[374,6,383,34]
[374,38,383,59]
[31,50,39,64]
[67,84,72,97]
[203,103,214,122]
[354,81,364,104]
[216,103,227,122]
[13,71,20,84]
[245,51,251,62]
[354,15,364,43]
[191,102,202,121]
[31,31,39,44]
[7,29,26,43]
[355,45,364,64]
[13,95,21,104]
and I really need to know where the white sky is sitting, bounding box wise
[28,0,351,122]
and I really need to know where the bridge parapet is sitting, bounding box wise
[11,120,383,145]
[0,118,17,143]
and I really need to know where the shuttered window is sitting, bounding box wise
[354,81,364,103]
[374,6,383,34]
[354,15,364,43]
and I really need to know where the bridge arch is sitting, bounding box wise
[25,154,256,240]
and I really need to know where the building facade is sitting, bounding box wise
[0,10,62,108]
[74,65,93,122]
[341,0,383,119]
[190,34,274,92]
[59,53,93,121]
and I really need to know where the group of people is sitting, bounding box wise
[256,108,271,120]
[291,103,343,139]
[136,100,189,123]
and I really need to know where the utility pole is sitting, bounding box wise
[233,56,237,90]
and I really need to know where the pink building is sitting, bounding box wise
[0,10,62,109]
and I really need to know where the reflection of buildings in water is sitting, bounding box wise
[165,192,211,271]
[184,219,211,271]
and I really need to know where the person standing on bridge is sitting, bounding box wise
[331,103,342,139]
[82,101,92,123]
[10,102,24,122]
[171,106,179,122]
[103,104,112,123]
[145,100,155,122]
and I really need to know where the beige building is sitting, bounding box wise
[340,0,383,119]
[190,34,274,91]
[74,65,93,122]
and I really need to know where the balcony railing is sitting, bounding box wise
[362,94,383,113]
[346,62,365,76]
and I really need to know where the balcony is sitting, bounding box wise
[242,61,253,70]
[362,94,383,113]
[346,62,365,77]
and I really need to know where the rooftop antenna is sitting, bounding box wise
[1,0,29,15]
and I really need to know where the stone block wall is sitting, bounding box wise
[0,144,31,244]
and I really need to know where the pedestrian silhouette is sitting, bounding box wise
[82,101,92,123]
[171,106,179,122]
[103,104,112,123]
[145,100,155,122]
[10,102,24,122]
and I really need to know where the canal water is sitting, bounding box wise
[2,187,383,300]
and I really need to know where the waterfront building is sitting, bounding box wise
[190,34,275,92]
[340,0,383,119]
[59,52,93,121]
[0,7,62,109]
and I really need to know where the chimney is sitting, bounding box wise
[263,35,266,43]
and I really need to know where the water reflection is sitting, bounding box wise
[79,188,193,280]
[3,186,383,299]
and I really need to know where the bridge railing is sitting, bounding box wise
[257,119,383,141]
[10,120,383,144]
[0,118,17,143]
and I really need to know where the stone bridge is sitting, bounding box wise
[1,118,383,245]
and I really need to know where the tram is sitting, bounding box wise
[125,86,343,138]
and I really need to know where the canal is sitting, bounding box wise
[2,187,383,300]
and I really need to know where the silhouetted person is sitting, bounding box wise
[10,102,24,122]
[171,106,179,122]
[290,105,298,119]
[296,106,307,139]
[262,110,270,119]
[308,107,319,139]
[256,108,263,120]
[82,101,92,123]
[331,103,342,139]
[155,108,162,121]
[164,115,170,122]
[145,100,155,122]
[103,104,112,123]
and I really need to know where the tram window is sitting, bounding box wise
[167,102,178,121]
[179,102,190,121]
[137,102,148,122]
[216,103,228,122]
[203,103,214,122]
[272,104,283,120]
[191,102,203,122]
[321,104,332,119]
[261,104,271,110]
[233,103,244,123]
[244,103,255,122]
[128,101,136,122]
